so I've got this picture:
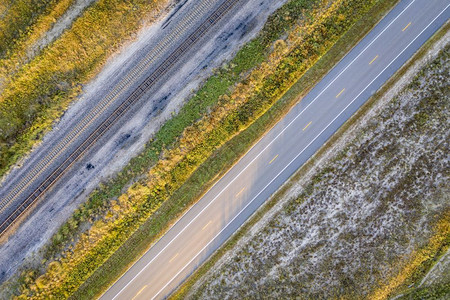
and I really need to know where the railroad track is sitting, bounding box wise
[0,0,217,214]
[0,0,241,237]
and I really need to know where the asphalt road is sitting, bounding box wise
[101,1,450,299]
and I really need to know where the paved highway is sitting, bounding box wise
[101,0,450,299]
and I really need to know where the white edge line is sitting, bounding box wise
[108,1,420,299]
[151,4,450,300]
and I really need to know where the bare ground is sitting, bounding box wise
[0,0,288,288]
[186,27,450,300]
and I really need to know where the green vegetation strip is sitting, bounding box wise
[173,12,449,300]
[396,282,450,300]
[66,0,398,299]
[11,0,322,298]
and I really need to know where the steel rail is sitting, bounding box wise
[0,0,241,237]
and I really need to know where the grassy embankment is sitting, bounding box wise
[5,0,400,299]
[0,0,170,178]
[175,19,450,300]
[0,0,79,91]
[0,0,74,59]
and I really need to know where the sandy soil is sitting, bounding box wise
[0,0,288,286]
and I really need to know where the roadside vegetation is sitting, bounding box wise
[181,41,450,299]
[0,0,170,178]
[2,0,400,298]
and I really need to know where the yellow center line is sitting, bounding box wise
[132,285,147,300]
[169,253,179,263]
[202,220,212,231]
[269,154,279,164]
[303,121,312,131]
[402,22,411,31]
[236,187,245,197]
[336,88,345,98]
[369,55,379,65]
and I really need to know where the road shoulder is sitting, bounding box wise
[173,15,450,300]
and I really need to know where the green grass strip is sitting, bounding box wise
[173,6,450,299]
[171,0,404,297]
